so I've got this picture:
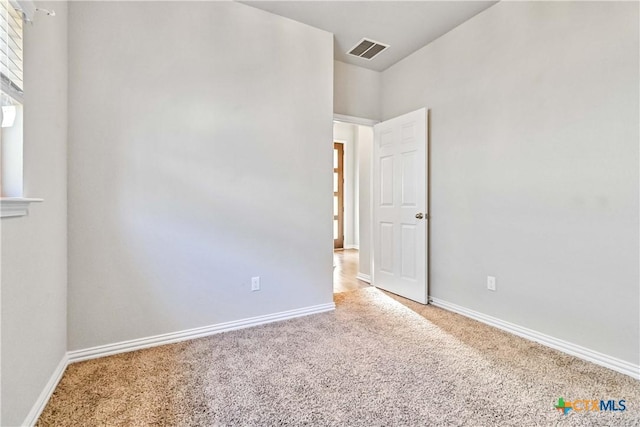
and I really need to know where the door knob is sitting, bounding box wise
[415,213,424,219]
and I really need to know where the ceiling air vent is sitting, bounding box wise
[347,38,389,61]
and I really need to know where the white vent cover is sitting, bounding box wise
[347,38,389,60]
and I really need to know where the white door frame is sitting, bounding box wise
[333,114,379,128]
[332,111,430,302]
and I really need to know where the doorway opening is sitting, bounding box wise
[333,248,367,293]
[332,118,375,294]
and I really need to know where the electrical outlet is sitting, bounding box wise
[487,276,496,291]
[251,276,260,291]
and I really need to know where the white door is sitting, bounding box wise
[372,108,428,303]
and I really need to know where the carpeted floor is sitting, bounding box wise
[38,288,639,426]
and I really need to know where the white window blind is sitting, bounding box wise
[0,0,24,102]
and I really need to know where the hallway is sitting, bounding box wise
[333,249,370,294]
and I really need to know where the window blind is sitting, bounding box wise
[0,0,23,102]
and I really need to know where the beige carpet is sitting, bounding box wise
[38,288,639,426]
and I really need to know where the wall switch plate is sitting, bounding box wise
[251,276,260,291]
[487,276,496,291]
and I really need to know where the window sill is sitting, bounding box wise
[1,197,43,218]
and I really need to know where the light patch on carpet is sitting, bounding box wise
[37,288,640,426]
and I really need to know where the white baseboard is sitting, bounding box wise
[23,353,69,427]
[356,273,371,283]
[24,303,334,425]
[429,297,640,380]
[68,302,335,364]
[344,244,359,250]
[25,303,335,425]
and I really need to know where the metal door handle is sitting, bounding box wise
[415,213,424,219]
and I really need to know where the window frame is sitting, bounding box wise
[0,0,41,218]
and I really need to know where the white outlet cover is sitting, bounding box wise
[487,276,496,291]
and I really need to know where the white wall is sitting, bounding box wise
[382,1,639,365]
[334,60,381,121]
[67,2,333,350]
[0,2,68,424]
[356,125,373,278]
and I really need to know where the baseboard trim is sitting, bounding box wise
[344,244,359,250]
[356,273,371,283]
[25,303,335,425]
[429,297,640,380]
[68,302,336,364]
[23,353,69,427]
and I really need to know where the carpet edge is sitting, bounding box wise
[429,297,640,380]
[67,302,336,364]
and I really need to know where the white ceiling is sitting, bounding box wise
[241,1,498,72]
